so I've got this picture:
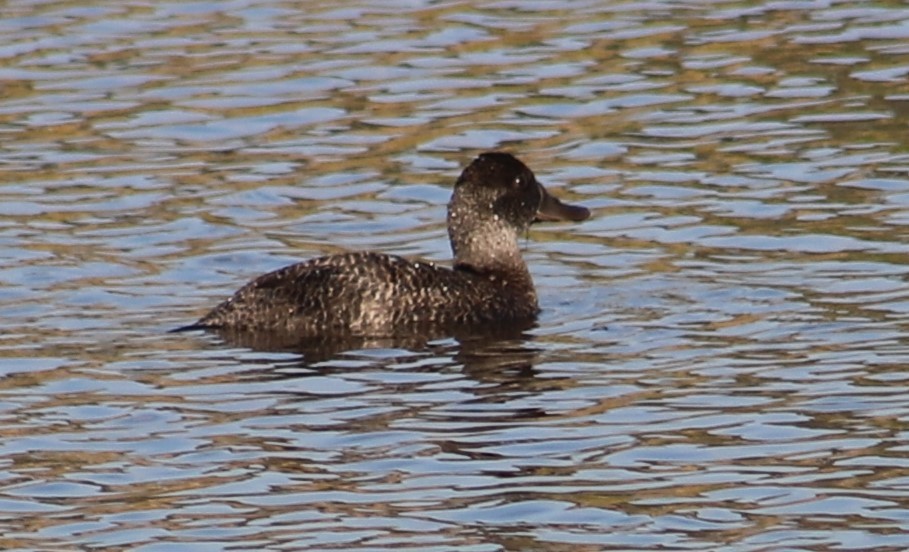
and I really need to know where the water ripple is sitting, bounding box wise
[2,0,909,550]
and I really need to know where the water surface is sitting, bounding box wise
[2,1,909,550]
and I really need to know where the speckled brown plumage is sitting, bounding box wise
[177,152,589,338]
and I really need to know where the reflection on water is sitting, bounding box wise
[3,1,909,550]
[205,321,536,363]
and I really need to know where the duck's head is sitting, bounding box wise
[447,152,589,269]
[450,151,589,230]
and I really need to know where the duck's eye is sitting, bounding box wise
[513,176,524,188]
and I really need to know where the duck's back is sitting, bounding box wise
[193,251,538,335]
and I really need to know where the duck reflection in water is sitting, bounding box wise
[175,152,590,357]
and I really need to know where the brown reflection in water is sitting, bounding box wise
[4,0,909,550]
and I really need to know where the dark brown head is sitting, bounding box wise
[447,152,589,270]
[450,152,590,231]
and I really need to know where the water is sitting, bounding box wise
[3,1,909,550]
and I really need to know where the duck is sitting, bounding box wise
[175,152,590,339]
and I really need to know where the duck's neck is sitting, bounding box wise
[447,215,531,277]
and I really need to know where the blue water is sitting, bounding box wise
[2,1,909,550]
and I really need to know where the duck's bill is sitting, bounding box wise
[535,184,590,223]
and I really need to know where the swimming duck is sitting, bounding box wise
[177,152,589,338]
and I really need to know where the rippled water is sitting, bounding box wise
[3,1,909,550]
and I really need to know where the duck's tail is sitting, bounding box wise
[169,323,212,333]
